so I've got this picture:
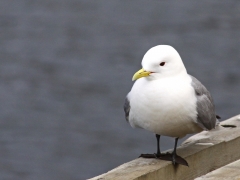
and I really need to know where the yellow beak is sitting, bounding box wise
[132,68,151,81]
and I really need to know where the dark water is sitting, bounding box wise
[0,1,240,179]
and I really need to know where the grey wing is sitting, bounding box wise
[190,75,216,130]
[124,95,130,122]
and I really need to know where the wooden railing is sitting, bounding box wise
[89,115,240,180]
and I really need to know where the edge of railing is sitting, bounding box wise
[89,115,240,180]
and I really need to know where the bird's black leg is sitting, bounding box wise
[168,137,188,166]
[154,137,188,166]
[139,135,188,166]
[154,134,161,157]
[172,137,179,165]
[139,134,161,158]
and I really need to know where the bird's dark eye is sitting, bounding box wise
[160,62,165,66]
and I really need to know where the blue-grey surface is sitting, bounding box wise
[0,1,240,179]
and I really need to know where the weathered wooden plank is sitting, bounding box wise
[89,115,240,180]
[195,159,240,180]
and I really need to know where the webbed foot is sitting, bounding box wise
[139,153,188,166]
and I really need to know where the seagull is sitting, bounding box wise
[124,45,218,166]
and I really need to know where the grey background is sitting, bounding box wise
[0,1,240,179]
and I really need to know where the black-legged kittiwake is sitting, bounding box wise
[124,45,218,166]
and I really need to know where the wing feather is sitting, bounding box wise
[190,75,216,130]
[124,96,130,122]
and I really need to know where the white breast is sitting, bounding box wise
[128,75,202,138]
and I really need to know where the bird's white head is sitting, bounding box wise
[132,45,187,81]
